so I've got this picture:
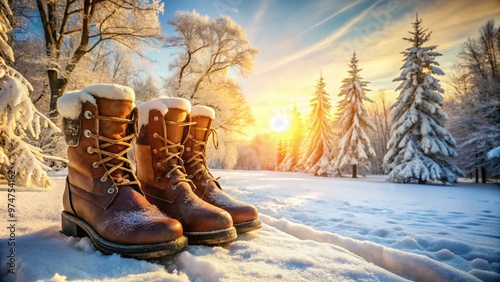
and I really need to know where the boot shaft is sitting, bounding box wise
[135,97,192,188]
[182,106,216,178]
[57,84,138,208]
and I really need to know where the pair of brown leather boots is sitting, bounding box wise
[57,84,261,259]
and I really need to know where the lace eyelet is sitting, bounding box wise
[92,162,99,168]
[84,130,91,138]
[155,177,161,183]
[188,174,193,179]
[84,111,92,119]
[154,116,159,121]
[153,149,158,154]
[153,133,159,138]
[172,185,177,190]
[186,147,191,152]
[201,181,206,186]
[87,147,94,154]
[156,162,161,167]
[100,176,108,182]
[107,187,115,194]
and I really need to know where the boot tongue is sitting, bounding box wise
[163,108,188,172]
[164,108,188,144]
[187,116,213,176]
[96,97,133,180]
[191,116,212,142]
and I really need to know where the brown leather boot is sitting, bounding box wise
[57,84,187,259]
[134,98,237,245]
[183,106,262,233]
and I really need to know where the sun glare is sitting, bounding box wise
[269,114,290,133]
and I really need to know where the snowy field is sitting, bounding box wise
[1,169,499,282]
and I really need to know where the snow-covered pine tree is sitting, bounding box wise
[383,15,462,184]
[276,138,286,168]
[0,3,61,188]
[335,52,376,178]
[300,74,334,176]
[279,103,304,172]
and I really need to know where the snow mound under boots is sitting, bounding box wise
[57,84,187,259]
[135,98,237,245]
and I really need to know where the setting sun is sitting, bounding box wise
[269,114,290,133]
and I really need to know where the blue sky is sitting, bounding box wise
[150,1,500,135]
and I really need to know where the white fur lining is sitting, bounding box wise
[136,97,191,127]
[57,84,136,119]
[57,90,97,119]
[84,84,135,101]
[191,105,215,119]
[157,96,191,112]
[136,99,170,128]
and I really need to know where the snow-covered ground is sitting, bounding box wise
[1,169,499,281]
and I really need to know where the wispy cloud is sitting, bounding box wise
[259,0,382,74]
[252,1,268,25]
[295,1,363,39]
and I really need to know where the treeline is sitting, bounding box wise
[236,18,500,184]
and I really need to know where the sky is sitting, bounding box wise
[152,0,500,137]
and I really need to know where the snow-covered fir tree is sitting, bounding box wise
[0,3,61,187]
[279,103,305,172]
[335,52,376,178]
[300,74,334,176]
[276,138,286,168]
[383,16,462,184]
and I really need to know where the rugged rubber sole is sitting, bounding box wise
[234,219,262,234]
[61,211,188,259]
[185,226,237,245]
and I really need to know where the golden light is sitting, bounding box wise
[269,114,290,133]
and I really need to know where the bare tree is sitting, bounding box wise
[165,10,259,101]
[366,90,393,174]
[163,11,257,167]
[448,20,500,182]
[35,0,164,119]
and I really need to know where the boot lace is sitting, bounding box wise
[186,127,218,181]
[86,114,138,187]
[152,120,195,179]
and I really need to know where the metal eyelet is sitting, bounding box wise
[156,162,161,167]
[84,111,92,119]
[87,147,94,154]
[84,130,91,138]
[107,187,115,194]
[100,176,108,182]
[172,185,177,190]
[154,116,159,121]
[188,174,193,179]
[92,162,99,168]
[153,133,159,138]
[201,181,206,186]
[155,177,161,183]
[153,149,158,154]
[186,147,191,152]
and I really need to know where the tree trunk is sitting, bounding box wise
[481,167,487,183]
[475,166,479,183]
[418,178,426,184]
[352,164,357,178]
[47,69,67,121]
